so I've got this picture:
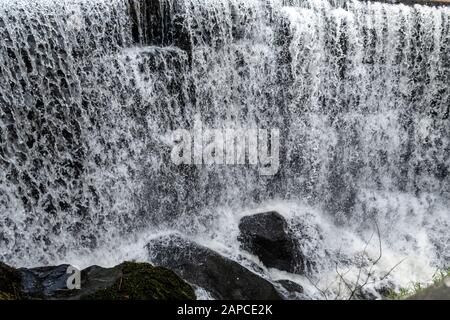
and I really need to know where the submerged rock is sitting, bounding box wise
[147,234,283,300]
[0,261,195,300]
[238,211,304,274]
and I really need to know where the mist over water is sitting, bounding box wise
[0,0,449,298]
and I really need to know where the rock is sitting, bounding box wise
[0,291,15,300]
[276,280,305,300]
[388,0,450,6]
[78,262,196,300]
[276,280,303,293]
[0,262,22,300]
[408,277,450,300]
[238,211,304,274]
[128,0,192,61]
[0,261,196,300]
[147,234,283,300]
[20,264,72,298]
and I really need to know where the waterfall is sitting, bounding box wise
[0,0,449,298]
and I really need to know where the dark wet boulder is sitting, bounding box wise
[238,211,304,274]
[0,261,195,300]
[147,234,283,300]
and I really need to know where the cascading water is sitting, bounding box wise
[0,0,449,299]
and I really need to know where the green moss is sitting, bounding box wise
[0,291,15,300]
[83,262,196,300]
[432,267,450,285]
[387,267,450,300]
[0,262,21,300]
[387,287,415,300]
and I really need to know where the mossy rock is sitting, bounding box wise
[0,262,21,299]
[408,277,450,300]
[0,291,16,300]
[0,261,196,300]
[83,262,196,300]
[148,234,283,300]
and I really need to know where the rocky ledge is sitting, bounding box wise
[3,211,444,300]
[0,261,196,300]
[0,211,307,300]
